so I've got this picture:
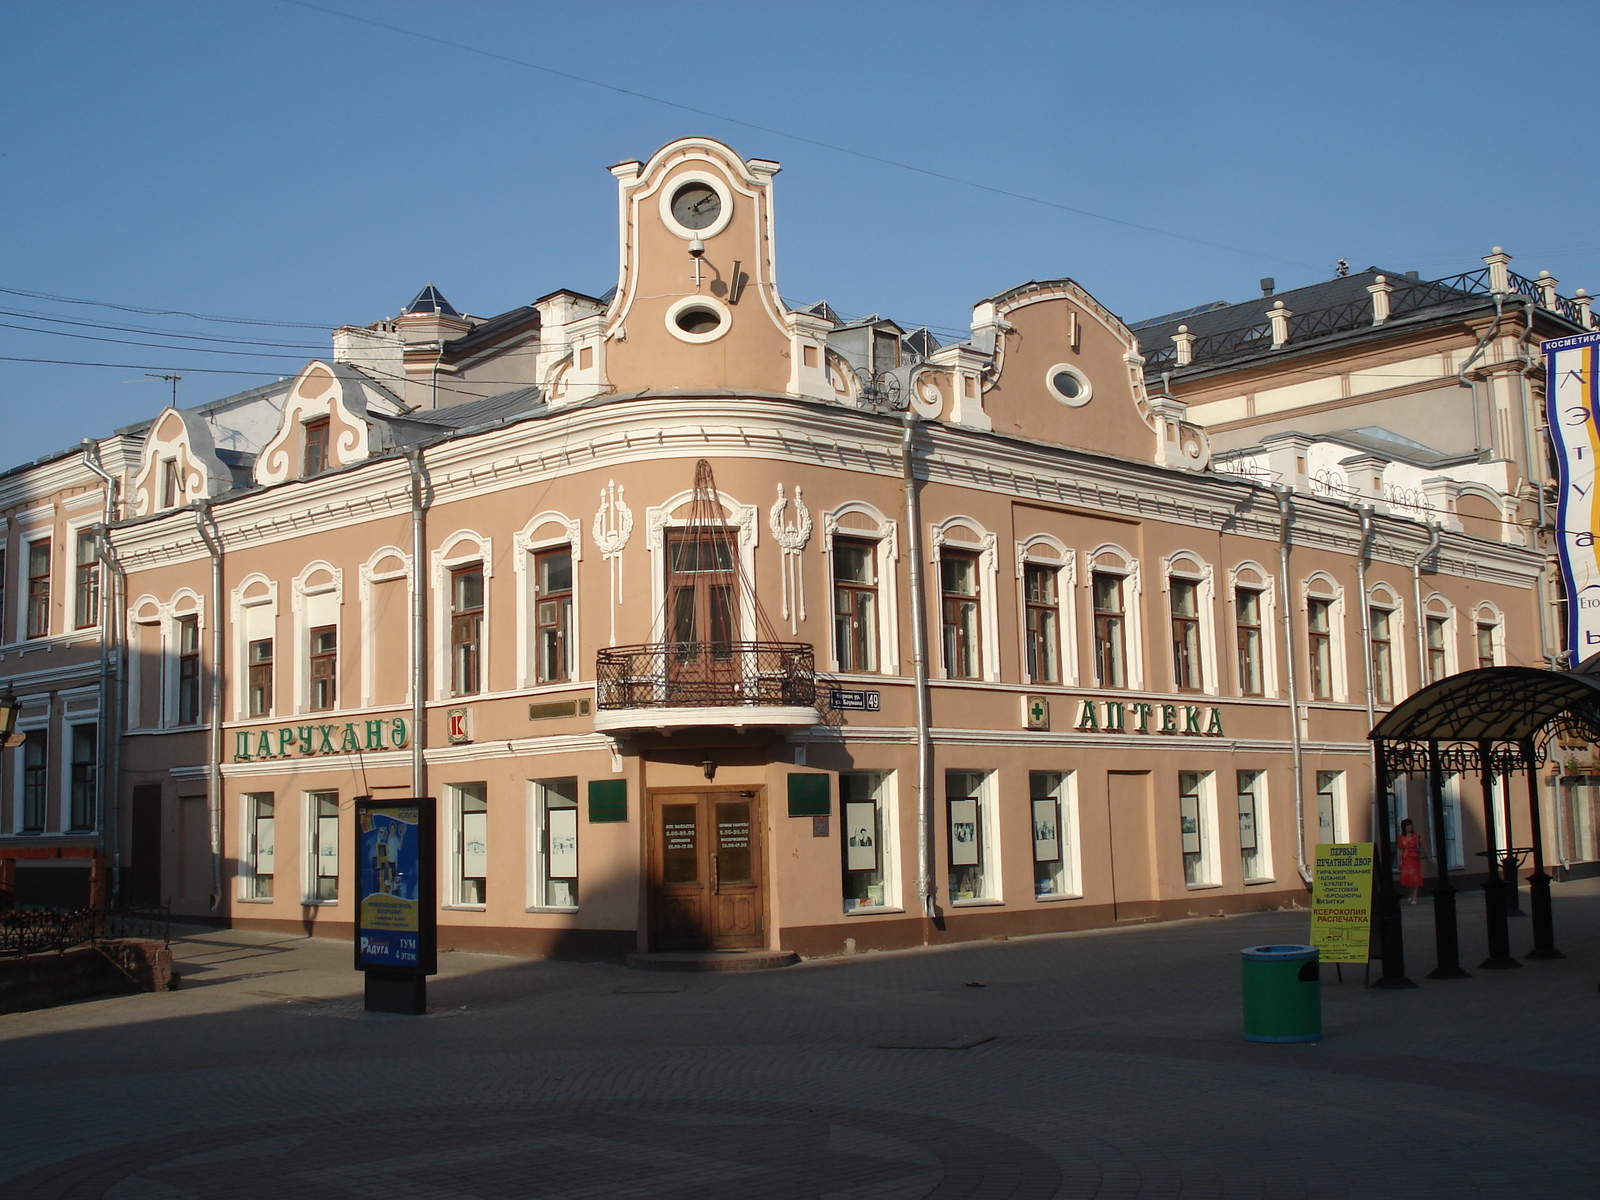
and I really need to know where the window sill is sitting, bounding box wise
[1243,876,1277,886]
[1034,892,1085,903]
[949,898,1004,908]
[235,896,275,905]
[525,905,579,914]
[843,905,904,917]
[442,904,487,912]
[300,899,339,907]
[1185,882,1223,891]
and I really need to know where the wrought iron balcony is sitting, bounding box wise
[594,641,819,732]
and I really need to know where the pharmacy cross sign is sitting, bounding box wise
[1027,696,1049,730]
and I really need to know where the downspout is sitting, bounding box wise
[1411,521,1442,685]
[406,448,428,798]
[901,412,936,920]
[1355,505,1379,840]
[80,440,124,899]
[194,501,225,911]
[1272,486,1313,886]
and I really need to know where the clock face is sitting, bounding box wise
[670,182,721,230]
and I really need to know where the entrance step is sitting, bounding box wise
[625,949,800,973]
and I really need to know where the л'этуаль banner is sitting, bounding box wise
[1546,331,1600,657]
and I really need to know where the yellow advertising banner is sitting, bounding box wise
[1310,842,1375,964]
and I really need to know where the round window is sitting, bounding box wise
[675,306,722,335]
[1045,363,1092,407]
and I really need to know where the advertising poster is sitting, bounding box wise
[354,797,436,974]
[1310,842,1375,964]
[1545,331,1600,658]
[844,801,878,871]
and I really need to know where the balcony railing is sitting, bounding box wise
[596,642,817,711]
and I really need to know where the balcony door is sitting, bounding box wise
[665,529,740,701]
[647,788,764,951]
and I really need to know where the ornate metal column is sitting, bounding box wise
[1426,739,1470,978]
[1477,740,1520,969]
[1522,737,1565,960]
[1370,745,1416,987]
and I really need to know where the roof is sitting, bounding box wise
[376,387,543,438]
[1135,268,1424,347]
[404,283,460,317]
[1370,666,1600,741]
[442,305,539,358]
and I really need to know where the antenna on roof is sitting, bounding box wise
[1335,259,1350,278]
[145,373,181,407]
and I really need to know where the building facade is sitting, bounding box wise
[0,138,1567,953]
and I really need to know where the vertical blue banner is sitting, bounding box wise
[356,804,423,969]
[1545,331,1600,659]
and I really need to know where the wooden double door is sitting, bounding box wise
[648,788,765,951]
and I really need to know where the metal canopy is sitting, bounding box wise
[1368,666,1600,742]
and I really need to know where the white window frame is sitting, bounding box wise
[126,596,164,730]
[358,546,412,708]
[513,513,582,689]
[67,517,101,632]
[1030,770,1081,901]
[931,517,1000,683]
[230,574,279,720]
[1087,543,1144,691]
[238,791,276,902]
[645,489,759,642]
[1228,561,1279,699]
[1366,582,1407,707]
[166,590,204,729]
[1302,572,1348,703]
[1179,769,1221,888]
[946,768,1001,904]
[432,531,492,701]
[1236,769,1273,883]
[822,503,901,675]
[1016,535,1077,687]
[62,715,98,833]
[13,704,50,834]
[292,562,344,715]
[528,776,580,912]
[303,789,340,904]
[446,781,489,909]
[1423,592,1458,683]
[1164,551,1218,697]
[1315,769,1348,845]
[20,529,54,643]
[1473,602,1505,668]
[840,769,901,913]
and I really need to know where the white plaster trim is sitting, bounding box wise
[593,705,819,734]
[930,516,1001,683]
[1162,551,1219,699]
[821,501,901,675]
[358,546,412,709]
[513,512,582,690]
[656,167,735,241]
[645,489,758,644]
[431,532,492,702]
[1016,535,1079,688]
[1301,572,1350,702]
[1086,543,1145,692]
[1228,560,1281,700]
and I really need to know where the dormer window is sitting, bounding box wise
[872,330,900,373]
[161,459,180,509]
[303,417,331,477]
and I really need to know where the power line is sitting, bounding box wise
[0,285,339,329]
[281,0,1319,272]
[0,355,282,376]
[0,305,330,349]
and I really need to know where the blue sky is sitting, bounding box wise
[4,0,1598,465]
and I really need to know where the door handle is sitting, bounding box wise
[711,853,720,895]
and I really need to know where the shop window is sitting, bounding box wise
[1170,577,1202,691]
[307,791,339,901]
[833,539,879,673]
[309,625,337,711]
[69,723,96,831]
[1031,771,1076,898]
[1092,571,1127,688]
[74,530,100,630]
[841,772,891,911]
[1316,771,1345,844]
[1559,776,1600,865]
[1235,587,1264,696]
[946,769,995,901]
[451,566,485,695]
[534,548,573,684]
[532,777,579,908]
[176,615,201,725]
[1179,771,1214,886]
[26,539,50,640]
[1024,564,1060,684]
[244,793,275,899]
[451,783,488,906]
[1370,605,1396,705]
[1237,770,1268,881]
[248,638,274,717]
[22,729,48,832]
[940,551,981,679]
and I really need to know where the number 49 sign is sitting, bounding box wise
[353,796,437,976]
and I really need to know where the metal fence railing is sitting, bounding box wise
[596,641,817,710]
[0,903,171,958]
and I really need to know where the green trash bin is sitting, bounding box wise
[1240,944,1321,1043]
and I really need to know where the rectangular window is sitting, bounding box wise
[1170,578,1202,691]
[176,615,201,725]
[303,417,330,476]
[74,530,100,629]
[1237,770,1267,881]
[22,729,48,832]
[872,329,900,372]
[1024,565,1060,684]
[1031,771,1075,898]
[1235,587,1263,696]
[940,552,981,679]
[453,783,488,905]
[1307,597,1333,701]
[308,791,339,901]
[450,566,484,695]
[841,771,889,911]
[245,793,275,899]
[0,546,7,641]
[161,459,179,509]
[309,625,337,711]
[534,548,573,684]
[833,540,879,673]
[1476,621,1497,670]
[1425,615,1448,683]
[946,769,993,901]
[1179,771,1211,885]
[533,777,579,907]
[1092,572,1127,688]
[1370,607,1394,705]
[248,638,273,717]
[1316,771,1344,844]
[69,723,96,831]
[26,539,50,640]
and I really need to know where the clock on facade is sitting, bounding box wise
[670,182,722,230]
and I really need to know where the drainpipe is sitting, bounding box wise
[901,412,936,919]
[1355,505,1379,840]
[1273,486,1313,886]
[406,448,428,798]
[194,501,225,911]
[1410,521,1441,683]
[80,440,124,899]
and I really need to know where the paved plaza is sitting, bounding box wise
[3,882,1598,1199]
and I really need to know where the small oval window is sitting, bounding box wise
[1052,371,1081,399]
[1045,363,1092,407]
[675,306,722,335]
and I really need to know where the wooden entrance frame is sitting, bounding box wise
[645,785,768,952]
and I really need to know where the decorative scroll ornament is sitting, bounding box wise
[593,481,633,645]
[769,483,812,633]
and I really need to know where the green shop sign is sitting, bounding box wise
[1074,700,1223,737]
[234,718,409,762]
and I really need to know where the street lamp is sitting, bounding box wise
[0,691,21,748]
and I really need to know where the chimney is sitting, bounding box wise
[1367,275,1393,325]
[1260,278,1275,298]
[1172,324,1196,366]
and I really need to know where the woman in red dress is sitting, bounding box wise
[1397,818,1425,904]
